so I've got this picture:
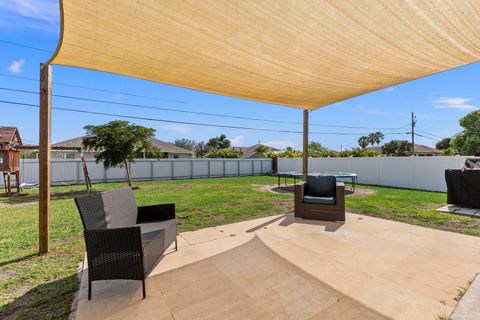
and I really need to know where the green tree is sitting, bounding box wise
[204,149,242,158]
[382,140,412,156]
[270,147,303,158]
[435,137,451,150]
[193,141,210,158]
[368,132,384,146]
[441,147,458,156]
[174,139,196,151]
[358,136,370,149]
[255,145,268,154]
[20,150,38,159]
[308,141,329,157]
[206,134,231,150]
[347,148,381,157]
[82,120,162,186]
[451,110,480,155]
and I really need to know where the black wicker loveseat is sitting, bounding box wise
[75,187,177,300]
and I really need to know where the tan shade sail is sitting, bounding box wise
[50,0,480,109]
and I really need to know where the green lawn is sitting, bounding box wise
[1,176,479,319]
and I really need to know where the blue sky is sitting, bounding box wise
[0,0,478,150]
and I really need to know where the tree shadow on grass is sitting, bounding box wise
[0,274,79,320]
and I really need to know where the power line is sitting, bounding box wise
[0,73,188,105]
[0,85,406,131]
[0,39,52,53]
[416,130,443,140]
[414,133,438,141]
[0,99,408,136]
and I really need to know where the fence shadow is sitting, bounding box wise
[0,190,91,205]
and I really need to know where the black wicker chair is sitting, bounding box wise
[75,187,177,300]
[294,175,345,221]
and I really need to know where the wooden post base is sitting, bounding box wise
[2,171,21,196]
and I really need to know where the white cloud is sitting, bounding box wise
[433,104,478,111]
[6,0,58,26]
[262,140,296,150]
[434,97,471,105]
[229,135,244,147]
[432,97,478,111]
[386,87,394,92]
[0,0,60,32]
[8,59,25,74]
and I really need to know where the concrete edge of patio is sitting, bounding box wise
[450,273,480,320]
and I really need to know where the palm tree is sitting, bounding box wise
[358,136,370,149]
[368,132,384,146]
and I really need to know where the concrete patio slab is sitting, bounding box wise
[450,273,480,320]
[75,213,480,320]
[437,204,480,217]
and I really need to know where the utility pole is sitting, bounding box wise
[411,112,416,155]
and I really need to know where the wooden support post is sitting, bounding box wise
[303,109,309,180]
[39,63,52,255]
[15,171,20,193]
[3,173,7,194]
[6,173,11,196]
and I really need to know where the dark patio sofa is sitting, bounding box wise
[294,175,345,221]
[75,187,177,300]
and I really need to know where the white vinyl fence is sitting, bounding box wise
[3,158,272,186]
[278,156,469,192]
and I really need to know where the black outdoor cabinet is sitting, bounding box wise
[445,158,480,209]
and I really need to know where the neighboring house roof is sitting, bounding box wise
[0,127,22,145]
[367,144,442,155]
[232,144,278,156]
[242,151,268,158]
[411,144,442,154]
[52,136,193,154]
[149,138,193,154]
[52,136,84,149]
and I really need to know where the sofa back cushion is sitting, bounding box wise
[75,193,107,230]
[306,175,336,197]
[101,187,138,228]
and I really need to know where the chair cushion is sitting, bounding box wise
[75,193,107,230]
[306,175,336,197]
[138,220,176,274]
[136,220,175,235]
[141,228,165,274]
[303,195,336,205]
[101,187,138,228]
[137,220,177,251]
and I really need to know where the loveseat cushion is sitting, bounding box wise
[139,220,177,274]
[137,220,177,250]
[101,187,138,228]
[303,195,336,205]
[306,175,336,197]
[141,228,165,274]
[75,193,107,230]
[137,220,175,235]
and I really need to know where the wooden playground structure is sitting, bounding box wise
[0,127,22,196]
